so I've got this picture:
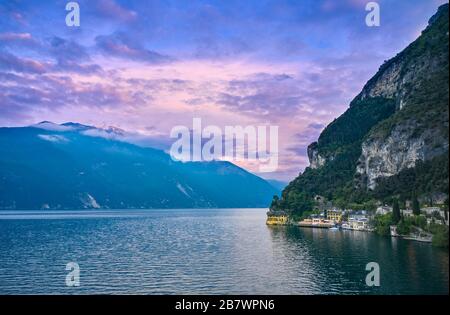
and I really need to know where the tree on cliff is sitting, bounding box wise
[270,195,280,211]
[412,193,421,216]
[393,199,401,224]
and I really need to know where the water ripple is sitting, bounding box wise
[0,209,448,294]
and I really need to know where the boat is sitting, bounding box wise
[403,234,433,243]
[341,223,351,230]
[329,226,339,231]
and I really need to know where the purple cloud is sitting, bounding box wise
[95,32,172,63]
[0,32,36,46]
[48,36,91,61]
[53,60,103,75]
[0,0,447,181]
[95,0,138,22]
[0,52,48,74]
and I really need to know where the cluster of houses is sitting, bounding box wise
[376,205,449,226]
[298,209,372,231]
[294,204,449,231]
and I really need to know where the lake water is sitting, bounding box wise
[0,208,448,295]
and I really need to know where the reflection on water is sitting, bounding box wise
[268,226,449,294]
[0,209,448,294]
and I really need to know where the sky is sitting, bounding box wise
[0,0,447,181]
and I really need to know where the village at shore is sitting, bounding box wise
[267,200,449,246]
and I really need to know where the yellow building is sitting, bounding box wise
[327,210,343,223]
[266,211,288,225]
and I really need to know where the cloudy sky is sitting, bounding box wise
[0,0,447,181]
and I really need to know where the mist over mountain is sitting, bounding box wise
[0,122,278,209]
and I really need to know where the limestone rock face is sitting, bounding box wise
[356,124,449,189]
[307,142,326,169]
[355,4,448,111]
[274,4,448,214]
[351,4,449,190]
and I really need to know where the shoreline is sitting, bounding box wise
[268,220,437,244]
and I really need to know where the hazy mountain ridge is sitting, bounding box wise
[0,123,278,209]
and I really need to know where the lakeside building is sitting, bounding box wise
[348,215,370,231]
[298,217,334,228]
[427,216,447,226]
[340,211,371,231]
[422,207,442,215]
[376,206,392,215]
[266,211,288,225]
[401,209,447,225]
[377,205,448,221]
[401,209,414,217]
[418,207,448,225]
[326,209,343,223]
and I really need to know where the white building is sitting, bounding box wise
[376,206,392,215]
[401,209,414,217]
[348,215,369,231]
[422,207,442,215]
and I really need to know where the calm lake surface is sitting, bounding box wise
[0,208,448,295]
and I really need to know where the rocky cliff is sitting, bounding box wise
[272,4,449,215]
[357,121,448,190]
[355,3,449,190]
[307,142,326,169]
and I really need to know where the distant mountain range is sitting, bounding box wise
[272,4,449,215]
[265,179,287,191]
[0,122,279,209]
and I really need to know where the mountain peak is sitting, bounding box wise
[61,122,95,131]
[31,121,71,131]
[102,126,126,135]
[429,3,449,26]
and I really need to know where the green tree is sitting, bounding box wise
[444,198,449,223]
[413,215,427,229]
[397,219,412,235]
[431,225,449,248]
[374,213,393,236]
[270,195,279,211]
[412,193,421,216]
[392,199,401,224]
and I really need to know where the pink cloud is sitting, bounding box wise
[0,53,372,181]
[0,53,48,74]
[0,32,32,41]
[96,0,138,22]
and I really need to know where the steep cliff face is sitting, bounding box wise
[355,5,448,110]
[307,142,326,169]
[355,3,449,190]
[273,4,449,215]
[357,122,449,190]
